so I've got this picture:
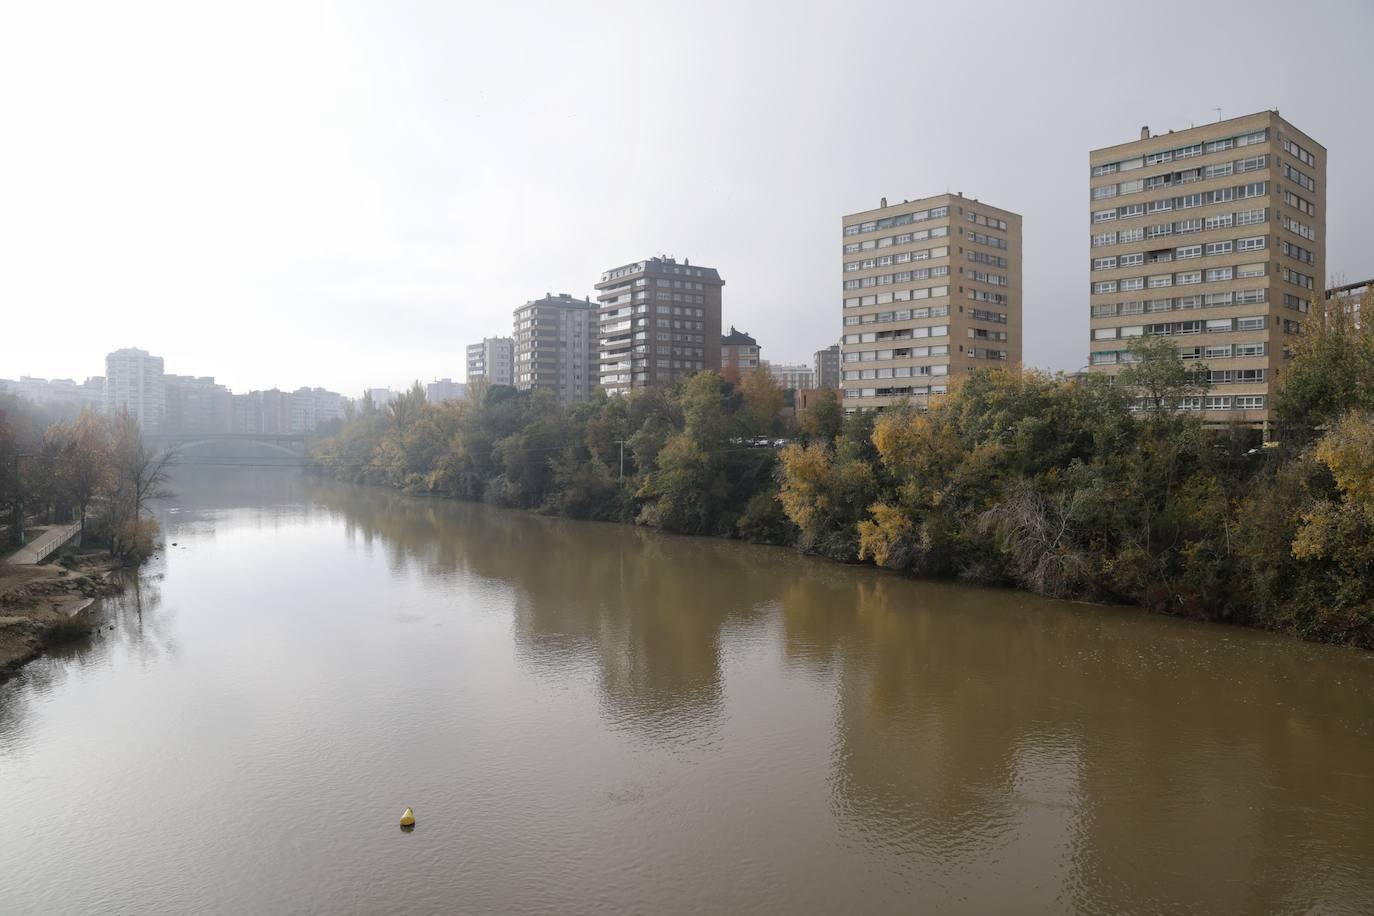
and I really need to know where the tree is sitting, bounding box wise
[736,367,784,438]
[798,388,843,442]
[1115,335,1208,413]
[55,410,112,545]
[1275,290,1374,445]
[105,411,174,564]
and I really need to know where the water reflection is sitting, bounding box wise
[308,473,1374,911]
[3,469,1371,915]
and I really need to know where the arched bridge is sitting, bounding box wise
[146,432,310,460]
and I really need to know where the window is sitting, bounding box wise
[1236,263,1265,279]
[1237,207,1267,226]
[1092,232,1117,247]
[1236,316,1267,331]
[1148,274,1172,288]
[1204,214,1234,231]
[1282,138,1315,167]
[1236,342,1266,358]
[1205,396,1232,410]
[1147,198,1174,213]
[1118,203,1144,219]
[1238,182,1267,199]
[1091,351,1118,365]
[1176,271,1202,285]
[1206,267,1234,282]
[1283,216,1316,240]
[1235,395,1265,410]
[1206,138,1235,153]
[1119,227,1145,243]
[1210,187,1234,204]
[1205,345,1232,359]
[1282,163,1315,192]
[1092,163,1119,177]
[1236,155,1266,174]
[1120,253,1144,267]
[1146,223,1173,239]
[1092,185,1118,200]
[1207,318,1234,332]
[1205,240,1233,256]
[1092,303,1118,317]
[1205,162,1234,179]
[1093,327,1118,340]
[1175,218,1203,233]
[1237,130,1267,147]
[1121,277,1145,291]
[1176,193,1203,209]
[1119,179,1144,195]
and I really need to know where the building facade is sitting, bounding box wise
[163,375,233,434]
[813,344,841,389]
[105,347,166,431]
[595,257,723,394]
[425,378,467,404]
[721,326,760,379]
[765,362,815,390]
[513,293,598,404]
[841,193,1023,410]
[289,387,347,433]
[1088,111,1325,428]
[466,337,515,387]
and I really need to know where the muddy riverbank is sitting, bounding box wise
[0,551,123,682]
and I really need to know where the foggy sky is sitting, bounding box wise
[3,0,1372,395]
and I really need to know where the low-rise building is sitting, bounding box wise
[765,362,815,390]
[721,327,760,380]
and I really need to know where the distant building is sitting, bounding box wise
[765,362,815,390]
[367,388,398,410]
[232,388,292,434]
[164,375,232,434]
[105,347,165,431]
[813,344,841,389]
[514,293,598,404]
[425,378,467,404]
[1326,279,1371,328]
[721,327,760,379]
[3,376,105,413]
[595,256,724,394]
[289,387,347,433]
[466,337,515,387]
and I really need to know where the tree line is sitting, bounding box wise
[0,400,171,564]
[313,298,1373,647]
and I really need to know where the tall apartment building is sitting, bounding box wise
[765,362,815,390]
[721,327,760,379]
[105,347,166,431]
[288,387,347,433]
[814,343,841,389]
[841,194,1022,410]
[513,293,598,404]
[466,337,515,387]
[1088,111,1325,429]
[595,257,724,394]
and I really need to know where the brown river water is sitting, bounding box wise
[2,468,1372,915]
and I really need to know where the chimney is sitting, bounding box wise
[1140,125,1150,140]
[880,196,887,208]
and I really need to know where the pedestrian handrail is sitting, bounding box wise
[29,523,81,564]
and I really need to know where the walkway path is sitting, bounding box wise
[4,523,82,565]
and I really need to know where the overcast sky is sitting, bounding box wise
[3,0,1372,395]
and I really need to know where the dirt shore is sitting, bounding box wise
[0,551,123,683]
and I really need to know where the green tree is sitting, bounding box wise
[1115,335,1208,413]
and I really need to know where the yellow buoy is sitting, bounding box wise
[399,807,415,827]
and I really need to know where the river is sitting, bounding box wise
[2,468,1372,915]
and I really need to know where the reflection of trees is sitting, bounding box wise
[777,573,1374,912]
[309,483,790,743]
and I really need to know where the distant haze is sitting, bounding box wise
[2,0,1371,394]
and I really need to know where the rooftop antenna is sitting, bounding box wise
[1213,107,1222,123]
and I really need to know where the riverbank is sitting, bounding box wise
[0,549,123,683]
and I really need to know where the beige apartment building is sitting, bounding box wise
[1087,110,1325,429]
[513,293,599,404]
[595,257,723,394]
[841,193,1022,410]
